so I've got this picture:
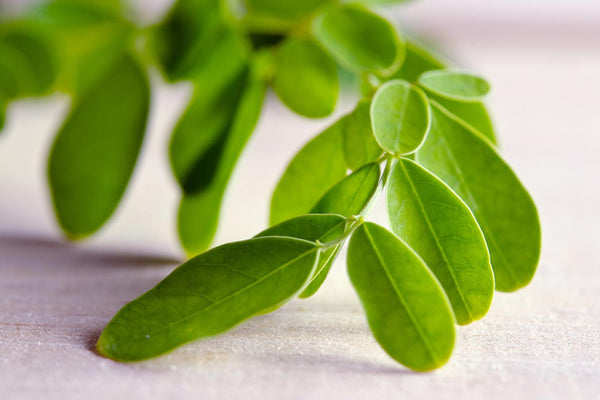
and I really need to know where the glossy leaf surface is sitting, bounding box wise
[273,38,338,118]
[347,222,455,371]
[312,163,380,217]
[48,54,149,239]
[419,70,490,101]
[178,71,266,256]
[371,80,430,155]
[97,237,319,361]
[256,213,346,298]
[312,4,403,74]
[387,158,494,324]
[270,121,347,225]
[389,40,446,83]
[417,103,541,291]
[342,100,383,170]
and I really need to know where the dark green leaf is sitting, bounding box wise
[270,121,347,225]
[370,80,430,155]
[342,100,383,170]
[153,0,249,84]
[312,163,380,217]
[256,213,347,298]
[0,28,56,97]
[419,70,490,101]
[47,54,150,239]
[273,37,338,118]
[178,69,266,256]
[417,103,541,292]
[170,70,247,194]
[312,4,404,74]
[347,222,455,371]
[97,236,319,361]
[387,158,494,324]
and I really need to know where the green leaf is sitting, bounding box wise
[97,236,319,361]
[312,4,404,74]
[370,80,431,155]
[0,29,56,97]
[270,121,347,226]
[417,103,541,292]
[419,69,490,102]
[389,40,446,83]
[239,0,327,30]
[342,100,383,170]
[347,222,455,371]
[256,213,347,298]
[26,0,134,96]
[153,0,249,84]
[387,158,494,324]
[178,68,266,256]
[273,38,338,118]
[170,70,248,194]
[312,163,380,217]
[47,54,150,239]
[426,93,497,145]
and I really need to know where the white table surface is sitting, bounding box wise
[1,3,599,399]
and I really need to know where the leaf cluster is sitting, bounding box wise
[0,0,541,370]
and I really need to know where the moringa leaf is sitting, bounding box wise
[97,236,320,361]
[387,158,494,324]
[370,79,430,155]
[273,37,338,118]
[256,213,347,298]
[170,70,247,194]
[178,68,266,256]
[270,121,347,226]
[312,4,404,75]
[47,54,150,239]
[417,102,541,292]
[152,0,249,84]
[419,69,490,102]
[342,100,383,170]
[0,28,56,97]
[312,163,380,217]
[347,222,455,371]
[389,40,446,83]
[426,93,497,145]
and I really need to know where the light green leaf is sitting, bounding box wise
[256,213,347,298]
[273,38,338,118]
[26,0,134,96]
[387,158,494,324]
[97,236,319,361]
[238,0,327,33]
[312,163,380,217]
[270,121,347,226]
[153,0,249,84]
[47,54,149,239]
[427,94,497,145]
[347,222,455,371]
[342,100,383,170]
[170,70,247,194]
[370,79,430,155]
[312,4,404,74]
[419,70,490,102]
[417,103,541,292]
[389,40,446,83]
[178,69,266,256]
